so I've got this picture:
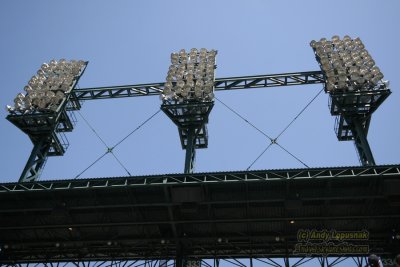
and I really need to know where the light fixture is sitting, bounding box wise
[161,48,217,102]
[310,35,385,93]
[6,59,87,114]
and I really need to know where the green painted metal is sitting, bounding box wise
[6,63,88,182]
[73,71,324,100]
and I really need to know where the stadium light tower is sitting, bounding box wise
[161,48,217,173]
[6,59,87,182]
[310,36,391,166]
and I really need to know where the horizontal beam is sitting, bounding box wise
[0,164,398,192]
[1,214,399,231]
[73,71,324,100]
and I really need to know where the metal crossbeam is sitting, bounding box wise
[73,71,324,100]
[1,164,399,192]
[0,258,375,267]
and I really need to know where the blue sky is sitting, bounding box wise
[0,1,399,266]
[0,1,400,181]
[0,0,399,180]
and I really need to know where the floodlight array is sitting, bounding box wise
[161,48,217,102]
[310,36,384,92]
[6,59,87,114]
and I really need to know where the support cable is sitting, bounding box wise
[77,110,132,176]
[77,110,109,148]
[74,151,108,179]
[247,88,322,169]
[216,88,322,169]
[112,109,161,149]
[276,142,309,168]
[275,88,324,140]
[75,109,161,178]
[215,97,273,141]
[246,143,273,171]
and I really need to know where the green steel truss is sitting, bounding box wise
[71,71,325,101]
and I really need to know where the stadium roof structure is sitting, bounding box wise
[1,164,399,264]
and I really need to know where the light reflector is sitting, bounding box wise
[161,48,217,102]
[7,59,87,114]
[310,36,384,92]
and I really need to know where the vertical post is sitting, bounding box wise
[19,137,50,182]
[175,242,183,267]
[184,127,196,174]
[352,118,376,166]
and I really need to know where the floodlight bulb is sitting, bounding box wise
[343,35,351,41]
[17,93,25,99]
[350,73,359,82]
[6,105,14,112]
[181,89,189,97]
[364,72,373,80]
[203,86,212,94]
[171,53,179,64]
[371,66,380,74]
[55,91,65,99]
[338,75,347,82]
[24,86,33,93]
[186,80,194,88]
[357,76,366,84]
[371,77,380,85]
[375,72,384,80]
[186,62,195,71]
[164,88,172,95]
[186,74,194,81]
[176,70,184,79]
[337,81,346,88]
[366,60,375,68]
[209,49,217,56]
[46,91,55,98]
[37,99,47,109]
[165,81,173,89]
[196,80,204,87]
[177,80,185,88]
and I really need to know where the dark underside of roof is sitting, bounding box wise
[0,165,399,263]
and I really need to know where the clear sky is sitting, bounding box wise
[0,1,399,264]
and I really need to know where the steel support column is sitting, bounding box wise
[19,137,50,182]
[351,118,375,166]
[184,128,196,174]
[161,101,214,174]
